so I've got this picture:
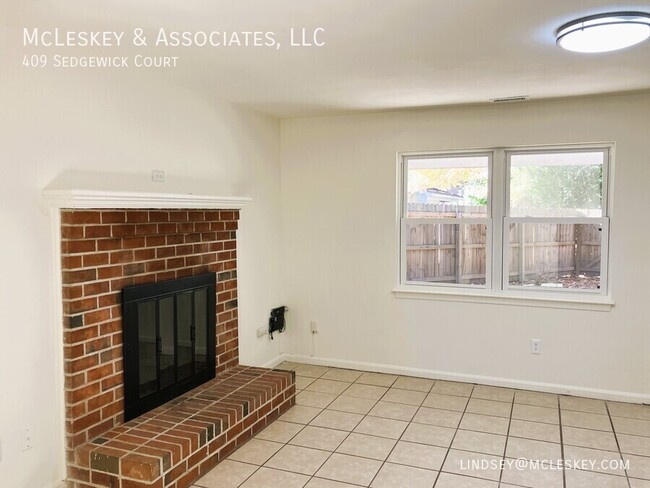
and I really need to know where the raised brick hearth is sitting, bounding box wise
[72,366,295,488]
[59,207,296,487]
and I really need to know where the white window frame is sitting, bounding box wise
[395,143,614,310]
[400,151,493,289]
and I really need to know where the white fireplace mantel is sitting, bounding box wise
[42,189,252,209]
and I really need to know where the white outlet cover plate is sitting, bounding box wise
[151,170,165,182]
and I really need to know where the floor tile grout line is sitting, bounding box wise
[365,376,434,487]
[293,367,349,487]
[318,373,437,484]
[233,459,264,488]
[296,366,391,486]
[496,393,515,486]
[335,373,417,484]
[557,393,567,488]
[431,382,477,487]
[309,475,366,487]
[605,401,633,488]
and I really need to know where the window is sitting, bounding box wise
[399,145,611,299]
[402,153,491,286]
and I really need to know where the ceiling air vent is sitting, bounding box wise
[490,95,529,103]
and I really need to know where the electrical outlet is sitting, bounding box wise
[310,321,318,333]
[23,426,32,451]
[151,169,165,183]
[256,326,267,338]
[531,339,541,355]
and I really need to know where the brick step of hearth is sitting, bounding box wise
[68,366,295,488]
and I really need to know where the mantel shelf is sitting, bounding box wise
[42,189,252,209]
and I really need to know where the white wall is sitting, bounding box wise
[0,29,285,488]
[281,92,650,400]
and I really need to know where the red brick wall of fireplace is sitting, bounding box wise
[60,209,240,465]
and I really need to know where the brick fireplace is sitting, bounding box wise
[62,208,241,451]
[49,196,295,488]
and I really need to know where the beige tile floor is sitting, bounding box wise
[193,362,650,488]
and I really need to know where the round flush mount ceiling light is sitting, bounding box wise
[556,12,650,53]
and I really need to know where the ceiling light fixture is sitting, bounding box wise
[556,11,650,53]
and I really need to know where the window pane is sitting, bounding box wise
[509,151,604,217]
[194,289,208,372]
[176,292,193,380]
[507,223,603,290]
[137,300,157,399]
[406,155,489,218]
[159,297,175,389]
[405,222,487,285]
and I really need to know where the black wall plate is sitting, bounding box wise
[269,306,287,338]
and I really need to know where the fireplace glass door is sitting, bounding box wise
[122,273,216,420]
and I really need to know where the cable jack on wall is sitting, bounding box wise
[268,306,287,339]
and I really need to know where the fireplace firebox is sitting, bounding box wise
[122,273,216,420]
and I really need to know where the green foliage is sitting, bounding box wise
[511,165,602,210]
[468,195,488,206]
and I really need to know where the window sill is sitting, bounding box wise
[392,286,614,312]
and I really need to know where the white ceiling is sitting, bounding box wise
[6,0,650,117]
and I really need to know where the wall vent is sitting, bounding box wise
[490,95,529,103]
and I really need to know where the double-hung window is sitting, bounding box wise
[401,152,492,287]
[399,145,611,300]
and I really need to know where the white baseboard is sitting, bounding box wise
[261,354,287,369]
[281,353,650,405]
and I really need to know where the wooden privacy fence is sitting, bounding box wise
[407,203,487,218]
[405,205,601,284]
[506,222,601,284]
[405,222,488,283]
